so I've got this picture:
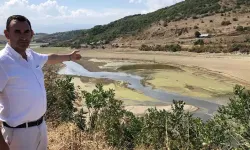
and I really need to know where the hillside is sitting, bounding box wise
[34,30,84,44]
[33,33,49,41]
[35,0,250,48]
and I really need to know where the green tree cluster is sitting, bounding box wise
[139,44,182,52]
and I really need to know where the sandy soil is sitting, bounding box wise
[140,69,236,99]
[71,77,199,115]
[72,77,160,106]
[125,105,198,115]
[77,58,237,99]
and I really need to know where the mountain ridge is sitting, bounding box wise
[35,0,250,48]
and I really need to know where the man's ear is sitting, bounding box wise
[4,30,10,40]
[31,30,34,39]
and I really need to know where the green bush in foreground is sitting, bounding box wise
[79,84,250,149]
[44,66,78,126]
[45,68,250,149]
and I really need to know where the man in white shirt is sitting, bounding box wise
[0,15,81,150]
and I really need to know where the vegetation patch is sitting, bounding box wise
[117,64,183,71]
[36,0,222,47]
[145,70,235,99]
[221,20,232,26]
[139,44,182,52]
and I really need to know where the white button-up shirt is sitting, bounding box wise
[0,44,48,127]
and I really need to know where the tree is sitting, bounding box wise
[233,18,238,21]
[236,26,244,32]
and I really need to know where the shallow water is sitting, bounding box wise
[59,61,221,121]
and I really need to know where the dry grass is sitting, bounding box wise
[47,122,115,150]
[47,122,173,150]
[33,47,71,54]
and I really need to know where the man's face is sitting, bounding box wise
[4,20,33,51]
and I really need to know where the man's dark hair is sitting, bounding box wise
[6,15,32,31]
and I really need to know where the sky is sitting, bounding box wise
[0,0,184,34]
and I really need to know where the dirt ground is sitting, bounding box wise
[33,46,250,87]
[72,77,160,106]
[36,46,250,104]
[79,48,250,85]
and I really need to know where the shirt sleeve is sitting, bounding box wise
[31,50,49,68]
[0,64,8,92]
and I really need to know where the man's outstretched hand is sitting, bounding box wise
[70,50,82,61]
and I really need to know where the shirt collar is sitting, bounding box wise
[5,43,30,60]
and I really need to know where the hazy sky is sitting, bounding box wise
[0,0,184,33]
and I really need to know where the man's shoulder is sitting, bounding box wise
[28,48,48,59]
[27,48,40,56]
[0,47,6,56]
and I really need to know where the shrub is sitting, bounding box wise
[239,48,250,54]
[82,84,144,149]
[189,46,204,53]
[40,44,48,47]
[193,25,199,29]
[244,26,250,31]
[229,44,250,54]
[236,26,244,32]
[69,82,250,149]
[233,18,238,21]
[221,20,231,26]
[229,44,241,52]
[214,85,250,147]
[194,39,204,45]
[81,83,207,149]
[139,44,182,52]
[139,44,152,51]
[244,36,250,43]
[192,16,198,19]
[163,21,168,27]
[155,45,164,51]
[194,31,201,38]
[165,44,182,52]
[44,66,83,127]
